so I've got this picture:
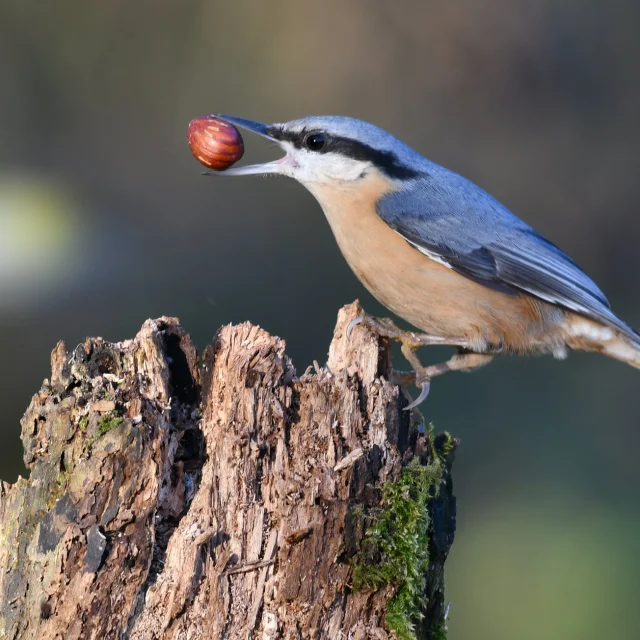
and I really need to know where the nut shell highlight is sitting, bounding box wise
[188,116,244,171]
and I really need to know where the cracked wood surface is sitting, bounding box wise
[0,302,457,639]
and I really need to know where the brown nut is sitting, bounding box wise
[188,116,244,171]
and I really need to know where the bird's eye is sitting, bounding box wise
[304,132,326,151]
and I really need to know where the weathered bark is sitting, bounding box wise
[0,302,456,640]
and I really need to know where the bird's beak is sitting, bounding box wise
[205,114,290,177]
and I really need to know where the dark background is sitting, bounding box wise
[1,1,639,638]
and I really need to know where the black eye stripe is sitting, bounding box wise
[266,126,422,180]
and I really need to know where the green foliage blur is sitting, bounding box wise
[0,2,638,638]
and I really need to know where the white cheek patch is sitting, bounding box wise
[292,150,371,184]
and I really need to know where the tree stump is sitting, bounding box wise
[0,302,457,640]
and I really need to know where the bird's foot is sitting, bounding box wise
[399,341,432,410]
[347,313,434,410]
[347,314,456,348]
[388,369,431,409]
[347,312,494,409]
[347,315,402,341]
[403,376,431,410]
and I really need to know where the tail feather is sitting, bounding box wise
[565,315,640,369]
[601,335,640,369]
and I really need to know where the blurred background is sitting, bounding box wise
[1,1,639,637]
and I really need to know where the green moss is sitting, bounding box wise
[433,623,448,640]
[436,431,456,462]
[45,471,68,509]
[353,458,444,640]
[78,415,89,432]
[98,413,123,434]
[89,412,123,446]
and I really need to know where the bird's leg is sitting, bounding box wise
[424,351,494,378]
[399,341,432,410]
[347,315,469,348]
[347,314,473,410]
[393,351,494,409]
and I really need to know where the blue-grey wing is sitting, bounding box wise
[376,171,625,330]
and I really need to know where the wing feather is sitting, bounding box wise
[376,171,635,337]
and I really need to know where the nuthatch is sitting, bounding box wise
[208,115,640,408]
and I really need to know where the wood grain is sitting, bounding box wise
[0,303,456,640]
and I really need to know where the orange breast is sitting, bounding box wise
[308,171,567,355]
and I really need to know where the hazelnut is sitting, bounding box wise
[187,116,244,171]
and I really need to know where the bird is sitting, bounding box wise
[205,114,640,409]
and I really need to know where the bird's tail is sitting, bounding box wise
[599,333,640,368]
[565,315,640,369]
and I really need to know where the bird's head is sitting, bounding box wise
[210,115,427,186]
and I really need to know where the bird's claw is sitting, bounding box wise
[403,380,431,411]
[346,314,401,341]
[346,316,364,340]
[346,311,432,410]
